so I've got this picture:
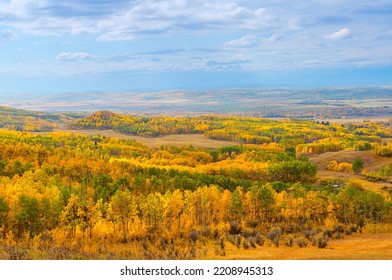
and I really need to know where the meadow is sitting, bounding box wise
[210,233,392,260]
[52,129,236,150]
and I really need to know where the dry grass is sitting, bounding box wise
[53,129,237,149]
[324,115,392,124]
[310,150,392,172]
[310,150,392,190]
[204,233,392,260]
[315,172,392,192]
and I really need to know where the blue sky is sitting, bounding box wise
[0,0,392,92]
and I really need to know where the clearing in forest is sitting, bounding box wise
[54,128,237,149]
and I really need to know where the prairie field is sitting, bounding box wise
[309,150,392,172]
[53,129,237,149]
[208,233,392,260]
[310,150,392,191]
[324,115,392,124]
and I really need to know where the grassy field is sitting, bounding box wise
[339,99,392,108]
[324,115,392,124]
[309,150,392,172]
[206,233,392,260]
[53,129,237,149]
[310,150,392,190]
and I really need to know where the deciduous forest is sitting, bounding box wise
[0,107,392,259]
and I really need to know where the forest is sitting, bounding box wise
[0,108,392,259]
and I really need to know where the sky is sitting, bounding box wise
[0,0,392,92]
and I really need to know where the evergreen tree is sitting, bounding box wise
[352,158,364,174]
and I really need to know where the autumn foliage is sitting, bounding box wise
[0,113,391,259]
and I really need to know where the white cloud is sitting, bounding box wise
[224,35,258,48]
[266,33,281,43]
[206,53,251,69]
[0,30,18,42]
[327,27,351,39]
[1,1,391,76]
[287,18,303,30]
[0,0,278,40]
[229,53,250,63]
[301,60,319,66]
[94,1,277,40]
[96,31,135,41]
[70,26,99,36]
[55,52,95,61]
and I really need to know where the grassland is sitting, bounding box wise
[3,88,391,119]
[309,150,392,191]
[322,115,392,124]
[52,128,237,149]
[310,150,392,172]
[339,99,392,108]
[207,233,392,260]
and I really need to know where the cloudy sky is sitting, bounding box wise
[0,0,391,92]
